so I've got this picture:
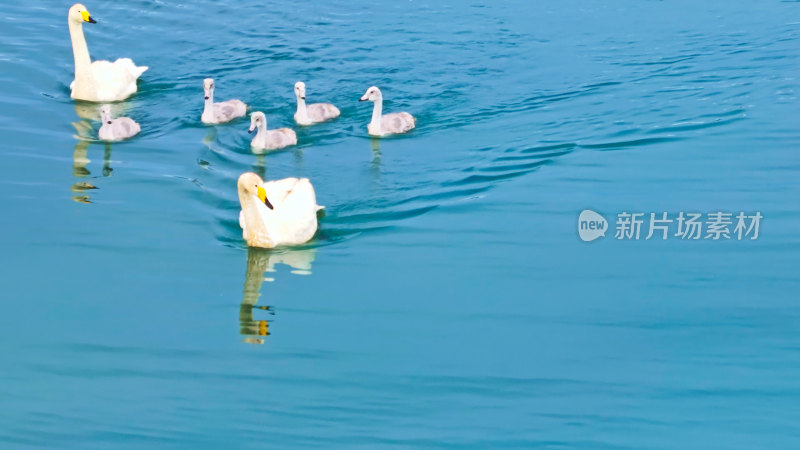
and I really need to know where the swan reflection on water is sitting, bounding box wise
[70,103,119,203]
[370,137,381,164]
[239,246,316,344]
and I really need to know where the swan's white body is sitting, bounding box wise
[359,86,416,137]
[237,172,323,248]
[68,4,148,102]
[249,112,297,151]
[202,78,247,124]
[293,81,340,125]
[98,104,140,141]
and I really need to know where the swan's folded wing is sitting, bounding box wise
[383,112,415,133]
[89,60,141,100]
[280,128,298,146]
[215,100,247,122]
[90,60,123,82]
[113,58,148,79]
[285,179,319,217]
[111,118,140,138]
[279,186,320,244]
[309,103,340,121]
[265,178,301,206]
[267,178,318,219]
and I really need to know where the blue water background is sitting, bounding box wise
[1,0,799,446]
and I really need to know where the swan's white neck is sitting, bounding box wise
[203,92,214,117]
[369,98,383,134]
[68,20,92,82]
[241,195,274,245]
[253,122,268,144]
[295,97,308,121]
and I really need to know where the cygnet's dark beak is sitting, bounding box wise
[248,126,255,134]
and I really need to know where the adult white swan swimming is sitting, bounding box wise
[67,4,148,102]
[294,81,340,125]
[359,86,416,137]
[237,172,323,248]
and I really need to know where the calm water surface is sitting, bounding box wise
[1,0,799,447]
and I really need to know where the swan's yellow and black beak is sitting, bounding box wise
[81,10,97,23]
[257,186,274,210]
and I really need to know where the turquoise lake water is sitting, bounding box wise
[1,0,799,446]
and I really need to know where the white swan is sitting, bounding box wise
[249,112,297,151]
[98,104,140,141]
[237,172,323,248]
[68,4,148,102]
[202,78,247,124]
[359,86,416,137]
[294,81,340,125]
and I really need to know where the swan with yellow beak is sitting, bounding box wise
[237,173,323,248]
[67,3,148,102]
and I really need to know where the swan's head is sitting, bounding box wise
[203,78,215,100]
[360,86,382,102]
[99,105,112,124]
[238,172,274,210]
[69,4,96,24]
[294,81,306,100]
[249,111,267,133]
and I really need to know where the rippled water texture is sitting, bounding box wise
[1,0,799,446]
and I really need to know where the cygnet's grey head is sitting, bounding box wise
[359,86,382,102]
[99,104,112,124]
[249,111,266,134]
[294,81,306,100]
[203,78,214,100]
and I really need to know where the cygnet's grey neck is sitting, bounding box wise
[370,97,383,130]
[254,122,268,141]
[296,96,308,120]
[203,91,214,113]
